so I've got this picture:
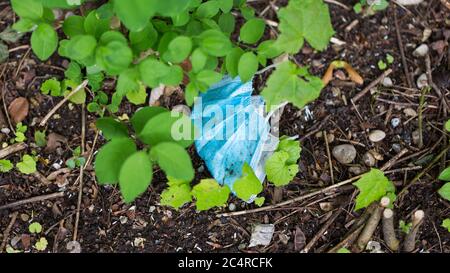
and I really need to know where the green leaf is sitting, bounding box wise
[218,0,234,13]
[98,31,128,45]
[353,168,395,211]
[113,0,155,32]
[254,197,265,207]
[218,13,235,34]
[96,41,133,75]
[126,82,147,105]
[160,183,192,209]
[275,0,334,53]
[337,248,351,253]
[130,106,169,134]
[12,19,36,33]
[28,222,42,233]
[0,27,24,43]
[233,163,262,201]
[40,78,61,96]
[163,36,192,64]
[35,237,48,251]
[257,40,283,59]
[445,119,450,132]
[240,18,265,44]
[238,52,258,83]
[94,138,137,184]
[62,79,85,104]
[191,48,208,73]
[0,160,13,173]
[96,117,128,140]
[386,54,394,64]
[353,3,363,14]
[84,10,111,39]
[139,111,195,147]
[277,136,301,164]
[17,155,37,174]
[150,142,194,181]
[196,70,222,89]
[378,60,387,70]
[116,68,140,96]
[438,182,450,201]
[62,35,97,62]
[118,151,153,203]
[151,0,191,17]
[129,23,158,53]
[196,1,220,18]
[265,151,298,186]
[225,47,244,78]
[192,179,230,211]
[63,15,85,37]
[31,23,58,61]
[65,62,82,82]
[439,167,450,181]
[442,218,450,232]
[34,130,47,147]
[261,61,323,110]
[197,29,232,57]
[11,0,43,21]
[140,59,183,87]
[399,220,412,234]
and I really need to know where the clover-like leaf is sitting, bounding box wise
[29,222,42,234]
[192,179,230,211]
[160,183,192,210]
[233,163,262,202]
[17,155,37,174]
[265,151,299,186]
[438,183,450,201]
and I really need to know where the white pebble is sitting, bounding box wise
[416,73,428,89]
[1,128,10,134]
[382,77,393,87]
[369,130,386,143]
[413,44,429,57]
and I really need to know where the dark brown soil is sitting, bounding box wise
[0,0,449,253]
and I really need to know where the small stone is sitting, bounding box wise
[20,213,29,222]
[319,202,333,212]
[416,73,428,89]
[369,130,386,143]
[422,28,432,42]
[119,216,128,224]
[149,206,156,213]
[348,166,364,175]
[392,143,402,153]
[412,44,429,57]
[382,77,393,87]
[52,163,61,170]
[403,108,417,117]
[395,0,424,5]
[327,133,335,143]
[1,128,10,134]
[391,118,401,128]
[363,152,376,166]
[197,165,205,173]
[412,129,420,145]
[228,203,236,211]
[332,144,357,164]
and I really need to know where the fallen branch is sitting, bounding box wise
[0,212,18,253]
[353,197,390,252]
[39,80,88,127]
[382,208,400,251]
[351,69,392,103]
[402,210,425,252]
[217,175,362,218]
[0,191,65,211]
[0,142,27,159]
[302,208,343,253]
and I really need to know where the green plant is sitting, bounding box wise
[353,168,396,210]
[438,167,450,201]
[399,220,412,234]
[29,222,43,233]
[34,130,47,147]
[265,136,301,186]
[0,159,14,173]
[94,107,195,202]
[17,154,37,174]
[353,0,389,16]
[442,219,450,232]
[13,122,27,143]
[65,146,86,169]
[12,0,335,205]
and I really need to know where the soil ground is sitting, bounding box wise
[0,0,449,253]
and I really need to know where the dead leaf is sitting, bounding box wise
[294,227,306,251]
[45,133,67,153]
[21,234,31,249]
[8,97,29,123]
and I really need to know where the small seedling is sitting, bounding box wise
[28,222,42,233]
[399,220,412,234]
[442,219,450,232]
[353,168,396,211]
[13,122,27,143]
[66,146,86,169]
[17,154,37,174]
[0,159,13,173]
[34,130,47,147]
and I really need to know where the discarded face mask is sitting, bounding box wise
[192,76,280,200]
